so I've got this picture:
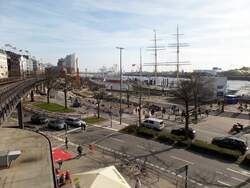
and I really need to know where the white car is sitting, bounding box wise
[65,117,86,127]
[48,119,66,130]
[141,118,165,131]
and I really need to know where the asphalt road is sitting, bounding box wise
[23,111,250,188]
[62,125,250,188]
[22,92,250,187]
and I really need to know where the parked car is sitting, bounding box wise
[149,105,161,112]
[65,117,86,127]
[39,91,46,96]
[141,118,164,131]
[212,136,248,154]
[171,127,196,139]
[48,119,66,130]
[31,114,48,124]
[72,98,81,107]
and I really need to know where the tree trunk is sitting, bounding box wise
[97,102,100,118]
[185,101,189,140]
[127,90,130,107]
[194,97,198,122]
[64,90,67,109]
[47,88,50,104]
[30,90,34,102]
[138,91,142,126]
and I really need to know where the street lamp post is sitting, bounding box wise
[132,48,143,126]
[109,104,112,127]
[116,47,124,125]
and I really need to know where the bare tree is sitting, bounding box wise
[190,74,214,121]
[45,68,57,104]
[172,79,193,139]
[93,90,105,118]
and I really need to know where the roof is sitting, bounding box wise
[72,165,131,188]
[145,118,163,122]
[0,49,6,54]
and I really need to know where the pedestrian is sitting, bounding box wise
[198,107,201,116]
[65,135,68,150]
[65,170,71,184]
[81,122,84,131]
[221,104,225,112]
[210,103,213,110]
[83,123,86,131]
[205,109,209,117]
[58,160,63,169]
[59,173,65,186]
[81,122,86,131]
[77,145,83,157]
[135,177,141,188]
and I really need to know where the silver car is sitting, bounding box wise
[48,119,66,130]
[65,117,86,127]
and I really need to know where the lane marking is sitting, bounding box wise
[136,145,145,149]
[231,176,244,182]
[216,171,223,175]
[110,137,125,143]
[227,168,250,177]
[170,155,194,165]
[89,124,118,132]
[57,127,81,136]
[217,180,232,187]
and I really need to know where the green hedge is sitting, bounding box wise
[121,125,242,160]
[120,125,138,134]
[136,126,159,138]
[188,140,241,160]
[241,154,250,165]
[33,102,74,113]
[83,116,106,124]
[157,130,185,143]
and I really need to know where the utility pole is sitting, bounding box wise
[116,47,124,125]
[139,48,142,126]
[110,104,112,127]
[153,30,157,80]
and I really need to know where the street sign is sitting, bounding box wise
[176,165,188,175]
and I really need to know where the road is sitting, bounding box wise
[21,110,250,188]
[23,92,250,187]
[63,126,250,188]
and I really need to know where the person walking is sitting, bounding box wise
[135,177,141,188]
[83,122,86,131]
[65,135,68,150]
[77,145,83,157]
[58,160,63,169]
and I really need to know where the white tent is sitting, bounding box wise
[72,165,131,188]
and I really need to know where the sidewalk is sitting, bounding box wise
[0,128,54,188]
[93,119,129,131]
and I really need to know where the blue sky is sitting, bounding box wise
[1,0,250,72]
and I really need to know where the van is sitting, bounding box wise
[141,118,165,131]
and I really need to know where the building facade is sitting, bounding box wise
[22,55,33,75]
[57,53,77,74]
[0,49,8,78]
[213,76,227,98]
[6,51,22,77]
